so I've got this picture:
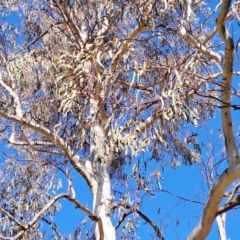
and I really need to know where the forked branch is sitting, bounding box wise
[187,1,240,239]
[0,111,93,187]
[0,193,104,240]
[113,204,165,240]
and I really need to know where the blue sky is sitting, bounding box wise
[48,102,240,239]
[1,1,240,239]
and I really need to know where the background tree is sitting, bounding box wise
[0,0,240,239]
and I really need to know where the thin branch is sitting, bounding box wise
[160,189,204,205]
[0,193,103,240]
[8,139,56,147]
[9,138,66,156]
[12,28,50,58]
[27,148,66,156]
[66,196,104,240]
[228,182,240,200]
[42,218,63,238]
[203,26,217,45]
[8,139,66,155]
[0,111,93,188]
[0,207,26,230]
[178,26,221,63]
[215,183,240,216]
[113,204,165,240]
[115,210,132,230]
[216,194,240,216]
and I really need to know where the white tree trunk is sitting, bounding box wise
[89,96,115,240]
[216,215,227,240]
[92,159,115,240]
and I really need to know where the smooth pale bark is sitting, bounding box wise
[91,155,115,240]
[216,215,227,240]
[89,95,115,240]
[187,1,239,239]
[89,143,115,240]
[187,169,240,240]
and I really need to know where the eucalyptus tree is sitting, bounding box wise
[0,0,239,239]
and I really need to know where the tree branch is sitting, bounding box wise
[0,193,67,240]
[187,2,240,237]
[228,182,240,200]
[216,0,239,167]
[0,207,26,230]
[113,204,165,240]
[115,210,132,230]
[216,194,240,216]
[0,193,104,240]
[42,218,63,238]
[0,111,93,188]
[105,24,151,97]
[66,196,104,240]
[187,168,240,240]
[179,26,221,63]
[161,189,204,205]
[0,63,23,117]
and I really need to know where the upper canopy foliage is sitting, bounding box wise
[1,0,218,163]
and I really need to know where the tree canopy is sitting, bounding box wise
[0,0,240,239]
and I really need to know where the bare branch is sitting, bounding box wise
[215,183,240,216]
[66,196,104,240]
[42,218,63,238]
[227,182,240,200]
[115,211,132,230]
[0,193,103,240]
[161,189,204,205]
[179,26,221,63]
[113,204,165,240]
[187,168,240,240]
[0,207,26,230]
[216,0,239,167]
[216,194,240,216]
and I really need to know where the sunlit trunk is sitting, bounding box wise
[89,96,115,240]
[216,215,227,240]
[91,153,115,240]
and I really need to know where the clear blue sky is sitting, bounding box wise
[2,1,240,239]
[51,106,240,239]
